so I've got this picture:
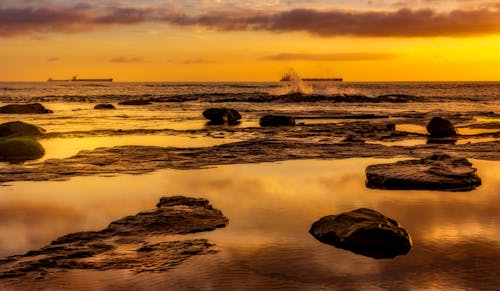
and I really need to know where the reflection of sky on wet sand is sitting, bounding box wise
[1,159,499,289]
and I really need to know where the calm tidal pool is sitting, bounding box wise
[1,158,499,290]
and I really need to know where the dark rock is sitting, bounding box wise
[0,138,45,163]
[426,117,457,137]
[202,108,241,124]
[118,99,151,105]
[94,103,116,110]
[0,196,228,277]
[427,138,457,145]
[0,103,53,114]
[309,208,412,259]
[366,154,481,191]
[259,115,296,126]
[0,121,46,138]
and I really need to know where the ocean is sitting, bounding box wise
[1,81,499,290]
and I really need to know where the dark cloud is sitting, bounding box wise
[1,4,500,37]
[109,56,143,63]
[167,7,500,37]
[47,57,60,62]
[262,52,397,61]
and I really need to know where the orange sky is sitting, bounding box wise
[0,1,499,81]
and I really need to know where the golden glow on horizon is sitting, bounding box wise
[1,25,499,82]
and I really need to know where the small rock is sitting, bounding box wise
[0,121,46,138]
[366,154,481,191]
[259,115,295,127]
[118,99,151,106]
[0,138,45,163]
[426,117,457,137]
[94,104,116,110]
[202,108,241,125]
[0,103,53,114]
[309,208,412,259]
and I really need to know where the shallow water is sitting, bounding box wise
[1,159,499,290]
[1,81,500,289]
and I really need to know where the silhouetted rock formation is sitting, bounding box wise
[259,115,296,126]
[0,196,228,278]
[203,108,241,124]
[94,103,116,110]
[118,99,151,105]
[366,154,481,191]
[309,208,412,259]
[426,117,457,137]
[0,103,53,114]
[0,138,45,163]
[0,121,45,138]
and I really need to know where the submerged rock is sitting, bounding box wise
[203,108,241,124]
[0,121,46,138]
[366,154,481,191]
[259,115,296,126]
[118,99,151,105]
[94,103,116,110]
[0,138,45,163]
[309,208,412,259]
[426,117,457,137]
[0,196,228,278]
[0,103,53,114]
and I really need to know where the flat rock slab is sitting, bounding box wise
[309,208,412,259]
[0,196,228,279]
[118,99,151,105]
[366,154,482,191]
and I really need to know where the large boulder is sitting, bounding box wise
[94,103,116,110]
[118,99,151,105]
[0,138,45,163]
[366,154,481,191]
[309,208,412,259]
[0,103,53,114]
[259,115,295,127]
[0,121,46,138]
[426,117,457,137]
[202,108,241,124]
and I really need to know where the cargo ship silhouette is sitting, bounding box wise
[47,75,113,82]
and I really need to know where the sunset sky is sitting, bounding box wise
[1,0,499,81]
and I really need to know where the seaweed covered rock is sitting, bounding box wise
[309,208,412,259]
[0,103,53,114]
[0,138,45,162]
[118,99,151,105]
[426,117,457,137]
[94,103,116,110]
[0,196,228,278]
[259,115,295,127]
[0,121,46,138]
[366,154,481,191]
[203,108,241,124]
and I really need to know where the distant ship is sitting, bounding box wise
[280,73,342,82]
[47,75,113,82]
[71,75,113,82]
[47,78,70,82]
